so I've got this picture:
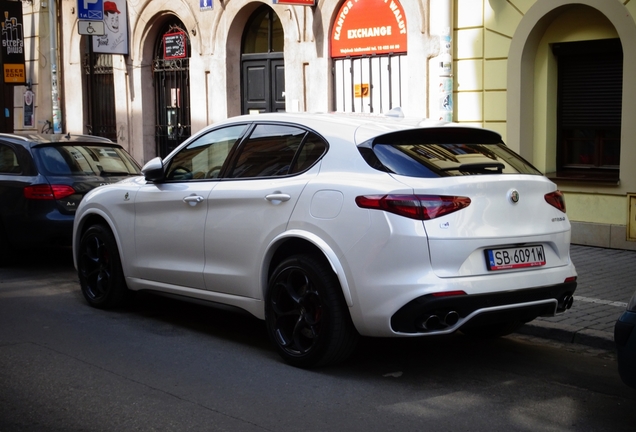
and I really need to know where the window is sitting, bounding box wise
[0,145,20,174]
[333,55,405,114]
[228,124,326,178]
[166,125,248,180]
[553,39,623,181]
[35,145,140,176]
[360,128,542,177]
[83,48,117,141]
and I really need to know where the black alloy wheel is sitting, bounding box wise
[265,254,358,368]
[78,224,128,309]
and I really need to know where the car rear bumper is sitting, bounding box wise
[390,281,577,334]
[615,310,636,389]
[4,211,74,248]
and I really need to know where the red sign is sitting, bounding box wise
[163,31,187,60]
[331,0,407,58]
[273,0,315,4]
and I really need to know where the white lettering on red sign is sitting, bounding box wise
[389,0,407,34]
[347,26,392,39]
[333,0,354,41]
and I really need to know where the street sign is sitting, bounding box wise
[78,20,105,36]
[77,0,103,21]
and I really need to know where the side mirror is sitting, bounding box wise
[141,157,165,182]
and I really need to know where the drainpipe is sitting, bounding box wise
[49,0,62,133]
[431,0,453,122]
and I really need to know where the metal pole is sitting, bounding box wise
[432,0,453,122]
[49,0,62,133]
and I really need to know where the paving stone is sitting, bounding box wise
[518,244,635,350]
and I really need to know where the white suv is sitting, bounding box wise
[73,112,577,367]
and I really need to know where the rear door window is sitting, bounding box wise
[360,127,542,177]
[0,144,21,174]
[228,124,326,178]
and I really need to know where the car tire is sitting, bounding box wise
[77,224,128,309]
[265,254,359,368]
[460,320,523,338]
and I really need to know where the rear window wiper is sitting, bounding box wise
[439,162,505,174]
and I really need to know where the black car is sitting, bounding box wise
[0,133,140,260]
[615,290,636,389]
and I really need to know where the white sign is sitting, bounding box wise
[78,20,105,36]
[92,0,128,55]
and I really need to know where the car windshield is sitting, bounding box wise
[35,145,141,176]
[360,128,542,178]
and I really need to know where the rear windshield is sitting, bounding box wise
[359,128,542,178]
[35,145,141,176]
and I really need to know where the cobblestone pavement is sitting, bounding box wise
[518,244,636,350]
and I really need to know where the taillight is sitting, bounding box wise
[24,184,76,200]
[355,194,471,220]
[545,190,566,213]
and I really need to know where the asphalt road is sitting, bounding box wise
[1,249,635,431]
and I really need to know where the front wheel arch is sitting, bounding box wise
[77,222,129,309]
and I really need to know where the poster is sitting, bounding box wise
[92,0,129,55]
[23,89,34,128]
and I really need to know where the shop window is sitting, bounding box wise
[333,54,405,114]
[329,0,408,114]
[553,39,622,181]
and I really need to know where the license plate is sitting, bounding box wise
[485,245,546,271]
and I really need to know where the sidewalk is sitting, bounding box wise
[517,244,635,350]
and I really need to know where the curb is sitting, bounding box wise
[517,320,616,351]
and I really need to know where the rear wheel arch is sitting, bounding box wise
[265,234,353,307]
[265,252,359,367]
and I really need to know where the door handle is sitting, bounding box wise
[265,193,291,203]
[183,195,204,206]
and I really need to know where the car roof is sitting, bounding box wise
[211,111,502,145]
[0,133,115,147]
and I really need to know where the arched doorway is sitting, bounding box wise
[241,5,285,114]
[153,19,191,157]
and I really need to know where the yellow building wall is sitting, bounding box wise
[564,193,626,225]
[454,0,634,236]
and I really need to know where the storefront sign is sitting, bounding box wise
[273,0,315,5]
[331,0,407,58]
[164,31,187,60]
[92,0,129,55]
[0,0,25,84]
